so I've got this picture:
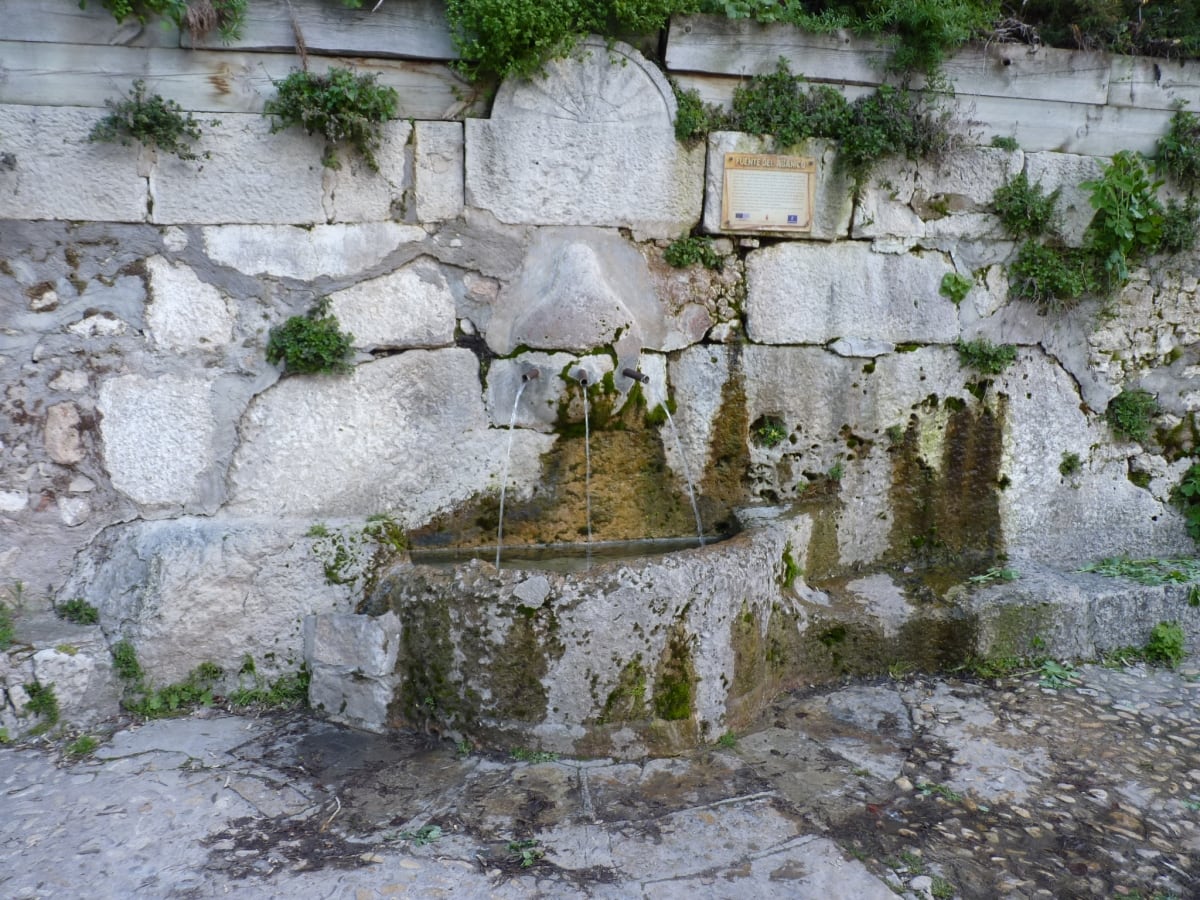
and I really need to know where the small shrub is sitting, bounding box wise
[111,640,144,682]
[67,735,99,757]
[752,416,788,448]
[25,682,60,725]
[939,271,972,304]
[956,338,1017,374]
[1144,620,1185,668]
[1158,197,1199,254]
[228,666,311,709]
[716,731,738,748]
[1059,451,1082,477]
[56,598,99,626]
[992,171,1060,238]
[266,300,355,376]
[0,603,13,650]
[1105,389,1160,443]
[1155,106,1200,190]
[731,60,851,148]
[1172,461,1200,542]
[1082,150,1165,284]
[85,0,246,42]
[664,235,722,270]
[1007,240,1091,311]
[990,134,1019,151]
[673,83,727,144]
[125,662,223,718]
[89,79,210,160]
[780,543,802,585]
[263,67,398,171]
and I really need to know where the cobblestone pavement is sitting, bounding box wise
[2,659,1198,899]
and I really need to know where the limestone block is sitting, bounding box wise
[44,402,85,465]
[59,517,355,686]
[304,612,399,678]
[98,375,216,509]
[326,257,456,351]
[58,496,90,527]
[309,666,395,733]
[745,242,960,345]
[913,147,1022,209]
[321,120,412,223]
[852,156,921,240]
[145,256,234,352]
[703,132,852,240]
[0,491,28,513]
[465,39,704,239]
[149,114,326,224]
[203,223,425,281]
[485,352,577,432]
[32,646,120,725]
[486,227,673,355]
[1022,152,1104,247]
[227,350,555,522]
[415,121,464,223]
[0,106,148,222]
[666,345,734,491]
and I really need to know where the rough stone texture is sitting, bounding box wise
[465,39,705,239]
[414,121,464,223]
[0,106,148,222]
[43,401,85,465]
[97,374,218,511]
[484,352,577,432]
[745,242,960,345]
[145,256,235,352]
[319,120,412,224]
[305,612,400,732]
[227,350,554,522]
[58,516,354,685]
[326,257,457,351]
[703,133,853,239]
[665,344,733,493]
[202,223,425,280]
[1022,151,1104,246]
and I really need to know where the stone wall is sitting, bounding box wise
[3,11,1200,740]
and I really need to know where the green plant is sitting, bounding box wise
[263,67,398,172]
[1158,197,1200,253]
[1173,461,1200,542]
[228,667,311,709]
[125,662,223,718]
[827,461,844,481]
[1082,151,1165,284]
[780,543,802,585]
[66,735,99,757]
[1105,389,1160,442]
[753,416,788,448]
[398,824,443,846]
[1155,106,1200,190]
[111,640,143,681]
[731,60,852,148]
[992,171,1060,238]
[1059,451,1082,477]
[507,838,545,868]
[930,875,956,900]
[990,134,1019,151]
[673,82,727,143]
[1007,240,1091,310]
[716,730,738,748]
[25,682,59,726]
[664,235,723,270]
[84,0,246,42]
[917,780,963,802]
[939,271,972,304]
[956,338,1017,374]
[510,747,559,763]
[1144,621,1185,668]
[967,566,1019,584]
[266,300,354,376]
[56,598,99,626]
[0,603,12,650]
[89,80,211,160]
[1079,556,1200,585]
[1038,659,1079,689]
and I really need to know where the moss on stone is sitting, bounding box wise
[653,627,696,721]
[598,656,648,724]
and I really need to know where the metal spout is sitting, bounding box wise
[572,368,590,386]
[621,367,650,384]
[521,367,540,383]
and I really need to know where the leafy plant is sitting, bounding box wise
[56,598,99,626]
[992,171,1060,238]
[1144,621,1185,668]
[968,566,1019,584]
[1079,556,1200,585]
[956,338,1017,374]
[266,300,355,376]
[1082,151,1165,284]
[673,82,727,143]
[507,838,545,868]
[25,682,60,726]
[990,134,1019,151]
[125,662,223,718]
[716,730,738,748]
[83,0,246,41]
[1155,106,1200,190]
[780,543,802,585]
[1172,461,1200,542]
[397,824,443,846]
[1158,197,1199,253]
[1105,389,1160,443]
[939,271,972,304]
[228,666,311,709]
[664,235,723,270]
[1007,240,1091,311]
[1038,659,1080,689]
[0,602,13,650]
[67,735,99,757]
[111,640,144,682]
[510,747,559,763]
[917,780,963,802]
[263,67,398,171]
[89,80,211,160]
[1059,451,1082,477]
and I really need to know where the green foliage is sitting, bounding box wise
[56,598,99,626]
[89,80,210,160]
[111,640,144,682]
[67,735,99,757]
[1156,107,1200,189]
[0,603,12,650]
[731,60,852,148]
[1007,240,1091,311]
[263,67,398,171]
[716,730,738,748]
[125,662,223,718]
[917,780,964,802]
[1172,462,1200,542]
[990,134,1019,151]
[752,416,788,448]
[1158,197,1200,254]
[1079,556,1200,585]
[1016,0,1200,60]
[507,838,545,868]
[930,875,956,900]
[396,824,443,846]
[1082,151,1165,284]
[84,0,245,42]
[1105,388,1160,443]
[857,0,999,75]
[266,300,355,376]
[664,235,723,270]
[956,338,1017,375]
[780,543,802,585]
[510,747,559,762]
[967,566,1019,584]
[827,461,844,481]
[25,682,60,725]
[939,271,972,304]
[1038,658,1080,689]
[310,515,407,587]
[228,666,311,709]
[1144,621,1185,668]
[992,171,1060,238]
[673,82,727,143]
[1059,451,1082,477]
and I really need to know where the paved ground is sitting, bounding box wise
[3,659,1199,899]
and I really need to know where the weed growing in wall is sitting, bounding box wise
[1172,461,1200,542]
[89,80,212,160]
[956,338,1017,375]
[1082,151,1165,284]
[1144,621,1185,668]
[1156,106,1200,189]
[264,67,398,172]
[939,271,972,304]
[83,0,246,42]
[1159,197,1200,253]
[266,299,355,376]
[0,603,13,650]
[1007,241,1091,311]
[55,599,99,626]
[672,82,728,144]
[1105,389,1160,443]
[664,235,723,270]
[992,171,1060,238]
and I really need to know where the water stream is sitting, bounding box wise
[581,381,593,569]
[494,380,528,569]
[664,407,705,546]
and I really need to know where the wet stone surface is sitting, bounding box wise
[2,660,1198,898]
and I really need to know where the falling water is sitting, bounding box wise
[581,382,594,569]
[495,380,528,569]
[664,407,705,547]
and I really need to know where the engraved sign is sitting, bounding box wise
[721,153,815,232]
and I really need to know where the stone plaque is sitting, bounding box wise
[721,153,815,232]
